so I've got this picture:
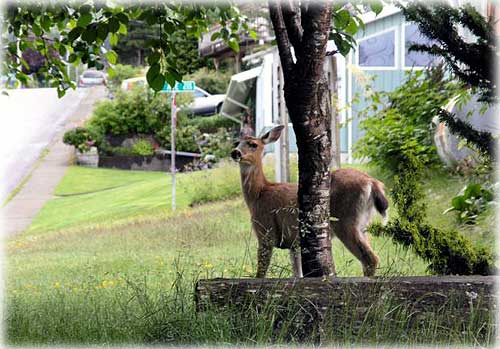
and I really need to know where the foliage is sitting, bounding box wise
[399,2,496,104]
[62,127,97,153]
[88,86,199,153]
[354,68,458,173]
[399,2,497,160]
[438,109,496,161]
[106,64,142,92]
[370,152,494,275]
[444,183,494,224]
[3,3,254,95]
[186,114,238,133]
[196,129,236,162]
[131,140,155,156]
[185,67,233,95]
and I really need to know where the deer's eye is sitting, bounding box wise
[248,142,258,148]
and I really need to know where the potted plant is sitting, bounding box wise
[63,127,99,167]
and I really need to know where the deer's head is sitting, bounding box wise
[231,125,285,166]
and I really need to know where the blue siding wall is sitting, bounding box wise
[341,12,410,157]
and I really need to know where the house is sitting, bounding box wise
[220,2,496,176]
[222,6,435,160]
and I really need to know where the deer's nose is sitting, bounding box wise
[231,149,242,161]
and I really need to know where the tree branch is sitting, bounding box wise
[297,1,332,82]
[281,0,303,52]
[268,0,295,76]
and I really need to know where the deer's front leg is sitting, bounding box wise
[256,241,273,278]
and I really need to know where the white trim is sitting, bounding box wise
[401,22,444,70]
[360,5,401,25]
[347,51,353,164]
[356,26,399,70]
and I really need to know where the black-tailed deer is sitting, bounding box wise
[231,125,388,278]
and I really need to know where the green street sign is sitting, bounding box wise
[161,81,196,92]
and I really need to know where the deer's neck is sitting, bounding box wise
[239,162,269,205]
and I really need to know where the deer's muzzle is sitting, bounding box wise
[231,149,242,161]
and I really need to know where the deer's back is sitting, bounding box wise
[330,168,382,226]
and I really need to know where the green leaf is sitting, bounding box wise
[109,33,119,46]
[148,51,161,65]
[164,72,176,89]
[97,23,109,41]
[146,63,161,87]
[164,22,175,34]
[68,53,78,63]
[58,44,67,57]
[32,23,42,36]
[77,13,93,28]
[150,73,166,91]
[227,38,239,52]
[81,27,97,43]
[57,88,66,98]
[370,1,384,15]
[334,9,351,30]
[68,27,83,42]
[108,17,120,33]
[40,15,51,32]
[451,196,466,210]
[248,30,257,40]
[118,23,128,35]
[210,32,220,41]
[116,13,129,24]
[345,18,358,35]
[105,50,118,64]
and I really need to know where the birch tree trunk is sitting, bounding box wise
[269,1,334,276]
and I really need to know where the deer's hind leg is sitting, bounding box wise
[289,243,303,278]
[333,223,379,277]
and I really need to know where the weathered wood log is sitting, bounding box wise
[195,276,497,343]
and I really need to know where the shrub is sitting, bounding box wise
[132,140,155,156]
[186,114,238,133]
[444,183,494,224]
[354,67,459,172]
[185,67,232,95]
[87,86,196,152]
[63,127,96,153]
[107,64,143,91]
[370,152,495,275]
[196,129,236,162]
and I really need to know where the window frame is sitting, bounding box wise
[402,22,438,70]
[356,26,399,71]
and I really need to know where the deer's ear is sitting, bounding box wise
[261,125,285,144]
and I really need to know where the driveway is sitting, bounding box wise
[0,87,93,203]
[1,86,107,235]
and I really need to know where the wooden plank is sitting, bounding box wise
[195,276,497,342]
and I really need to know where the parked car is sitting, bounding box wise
[120,77,225,116]
[189,87,225,116]
[78,70,107,87]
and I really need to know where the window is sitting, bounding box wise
[359,30,396,68]
[404,23,437,67]
[194,89,207,98]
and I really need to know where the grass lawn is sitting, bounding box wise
[6,161,495,345]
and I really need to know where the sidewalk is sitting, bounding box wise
[1,86,107,237]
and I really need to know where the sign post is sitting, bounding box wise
[160,81,196,211]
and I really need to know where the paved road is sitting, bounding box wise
[1,86,107,235]
[0,88,91,203]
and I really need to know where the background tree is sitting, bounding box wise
[399,1,497,160]
[3,0,380,277]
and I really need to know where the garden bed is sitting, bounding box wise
[98,150,201,172]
